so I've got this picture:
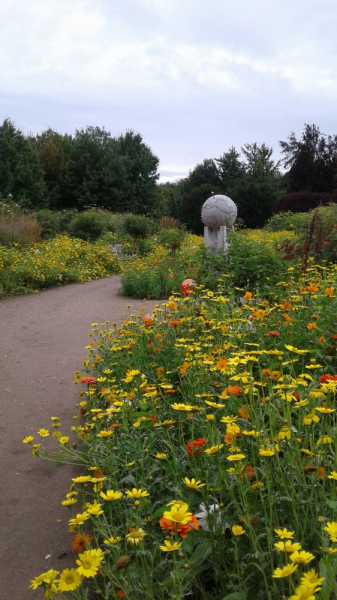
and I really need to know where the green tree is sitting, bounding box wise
[216,146,245,195]
[279,124,337,192]
[32,129,74,210]
[0,118,46,209]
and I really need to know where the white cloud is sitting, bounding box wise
[0,0,336,171]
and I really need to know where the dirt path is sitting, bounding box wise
[0,278,157,599]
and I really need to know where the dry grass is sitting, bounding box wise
[0,215,41,244]
[160,215,180,229]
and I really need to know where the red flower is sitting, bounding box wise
[267,331,280,336]
[148,414,156,424]
[331,334,337,340]
[320,374,337,383]
[324,241,328,246]
[168,321,182,327]
[186,438,206,456]
[80,376,97,385]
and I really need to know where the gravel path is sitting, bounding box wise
[0,278,157,599]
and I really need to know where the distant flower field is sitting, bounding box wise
[0,235,122,296]
[27,259,337,600]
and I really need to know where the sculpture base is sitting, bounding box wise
[204,226,233,251]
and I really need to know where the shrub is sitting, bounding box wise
[122,214,153,238]
[159,226,185,259]
[160,215,180,229]
[68,209,107,241]
[264,211,294,231]
[275,191,337,214]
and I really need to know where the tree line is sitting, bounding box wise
[1,119,336,231]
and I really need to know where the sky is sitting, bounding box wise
[0,0,336,182]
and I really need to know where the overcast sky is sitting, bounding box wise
[1,0,336,181]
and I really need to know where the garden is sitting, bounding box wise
[18,203,337,600]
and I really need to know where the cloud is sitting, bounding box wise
[0,0,336,173]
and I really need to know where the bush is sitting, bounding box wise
[275,191,337,214]
[68,209,107,241]
[264,211,294,231]
[122,214,153,238]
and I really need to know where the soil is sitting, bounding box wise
[0,277,157,599]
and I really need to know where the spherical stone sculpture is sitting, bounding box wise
[201,194,237,231]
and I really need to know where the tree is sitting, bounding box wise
[32,129,74,210]
[0,118,46,209]
[279,124,337,193]
[216,146,245,195]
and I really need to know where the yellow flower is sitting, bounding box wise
[182,477,205,489]
[100,490,123,501]
[38,428,49,437]
[155,453,167,459]
[160,540,182,552]
[290,550,315,564]
[288,584,320,600]
[72,476,92,483]
[259,448,275,457]
[324,521,337,542]
[250,481,264,490]
[76,549,103,577]
[22,436,34,443]
[285,345,309,355]
[275,528,295,539]
[301,569,325,587]
[125,488,149,499]
[206,414,215,422]
[302,410,320,425]
[164,504,192,524]
[204,444,224,454]
[171,403,194,411]
[58,569,81,592]
[226,454,246,461]
[328,471,337,480]
[274,541,302,553]
[232,525,245,536]
[273,563,298,578]
[96,430,113,438]
[315,407,335,414]
[126,527,147,545]
[317,435,333,445]
[205,400,225,408]
[220,416,238,423]
[59,436,69,444]
[68,512,90,527]
[29,570,59,590]
[62,498,77,506]
[104,536,122,544]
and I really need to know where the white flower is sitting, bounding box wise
[195,503,221,531]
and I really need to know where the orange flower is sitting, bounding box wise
[307,283,319,293]
[319,336,326,343]
[267,331,280,336]
[179,362,191,375]
[159,515,200,538]
[317,467,325,478]
[307,323,317,330]
[239,407,251,420]
[223,385,242,397]
[72,533,92,552]
[117,591,125,598]
[168,321,182,327]
[169,274,174,278]
[283,301,291,311]
[243,291,252,301]
[325,287,334,297]
[224,433,234,445]
[216,357,228,370]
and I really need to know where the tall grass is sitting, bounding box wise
[0,213,41,244]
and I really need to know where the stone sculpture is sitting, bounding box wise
[201,194,237,250]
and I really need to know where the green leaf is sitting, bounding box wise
[140,419,154,429]
[152,504,168,519]
[189,541,212,572]
[139,402,149,410]
[222,593,246,600]
[182,530,196,553]
[326,499,337,510]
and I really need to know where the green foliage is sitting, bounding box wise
[159,226,185,259]
[68,209,107,241]
[279,123,337,193]
[122,214,153,238]
[0,118,47,209]
[33,209,77,238]
[264,211,295,232]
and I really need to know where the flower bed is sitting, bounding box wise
[25,262,337,600]
[0,235,121,296]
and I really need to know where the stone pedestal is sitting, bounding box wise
[204,225,234,251]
